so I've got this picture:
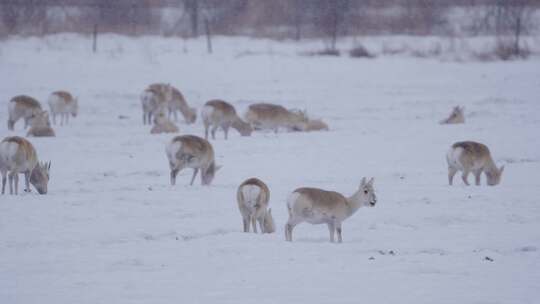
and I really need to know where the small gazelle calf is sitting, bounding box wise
[202,100,252,140]
[237,178,275,234]
[447,141,504,186]
[48,91,78,125]
[0,136,50,195]
[27,111,56,137]
[285,177,377,243]
[166,135,221,186]
[8,95,43,130]
[440,106,465,124]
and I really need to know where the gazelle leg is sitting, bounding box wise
[462,170,470,186]
[327,222,335,243]
[13,173,19,195]
[170,168,179,185]
[473,169,482,186]
[8,173,14,194]
[204,124,209,140]
[24,171,31,192]
[210,126,218,140]
[251,216,258,233]
[258,217,265,233]
[1,172,7,194]
[336,223,343,243]
[448,167,457,185]
[243,218,249,232]
[189,168,199,186]
[285,218,298,242]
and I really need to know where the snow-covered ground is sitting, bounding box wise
[1,34,539,304]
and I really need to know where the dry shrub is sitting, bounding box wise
[303,48,341,56]
[349,44,375,58]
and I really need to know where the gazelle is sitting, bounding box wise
[165,135,221,186]
[237,178,275,234]
[7,95,43,130]
[27,111,56,137]
[141,83,172,125]
[285,177,377,243]
[48,91,78,125]
[304,119,329,132]
[150,109,179,134]
[201,99,253,140]
[447,141,504,186]
[169,87,197,124]
[244,103,308,133]
[440,106,465,124]
[0,136,50,195]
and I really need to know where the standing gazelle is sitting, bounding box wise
[237,178,275,234]
[48,91,78,125]
[0,136,50,195]
[447,141,504,186]
[201,99,252,140]
[141,83,173,125]
[166,135,221,186]
[7,95,43,130]
[285,177,377,243]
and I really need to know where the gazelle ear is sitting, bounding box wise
[368,177,375,185]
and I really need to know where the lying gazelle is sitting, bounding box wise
[244,103,308,133]
[141,83,172,125]
[201,99,252,140]
[166,135,221,186]
[0,136,50,195]
[285,177,377,243]
[237,178,275,234]
[447,141,504,186]
[7,95,43,130]
[440,106,465,124]
[27,110,56,137]
[169,87,197,124]
[151,108,179,134]
[304,119,329,132]
[48,91,78,125]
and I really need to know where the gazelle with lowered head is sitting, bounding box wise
[141,83,173,125]
[285,177,377,243]
[237,178,275,234]
[48,91,78,125]
[202,99,253,140]
[150,108,179,134]
[440,106,465,124]
[244,103,308,133]
[7,95,43,130]
[0,136,50,195]
[166,135,221,186]
[447,141,504,186]
[168,87,197,124]
[27,110,56,137]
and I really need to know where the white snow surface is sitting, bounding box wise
[1,34,540,304]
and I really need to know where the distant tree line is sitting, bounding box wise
[0,0,538,43]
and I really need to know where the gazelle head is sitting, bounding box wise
[186,107,197,124]
[486,165,504,186]
[360,177,377,207]
[232,119,253,136]
[263,208,275,233]
[30,161,50,194]
[201,162,222,186]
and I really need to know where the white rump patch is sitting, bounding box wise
[241,184,261,207]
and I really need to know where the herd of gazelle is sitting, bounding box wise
[0,85,505,242]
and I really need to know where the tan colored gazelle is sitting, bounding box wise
[447,141,504,186]
[150,109,179,134]
[201,99,253,140]
[440,106,465,124]
[169,87,197,124]
[48,91,78,125]
[304,119,329,132]
[244,103,308,133]
[7,95,43,130]
[0,136,51,195]
[237,178,275,234]
[27,110,56,137]
[285,177,377,243]
[166,135,221,186]
[141,83,173,125]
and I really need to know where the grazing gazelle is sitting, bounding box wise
[447,141,504,186]
[48,91,78,125]
[201,99,253,140]
[285,177,377,243]
[169,87,197,124]
[237,178,275,234]
[244,103,308,133]
[166,135,221,186]
[0,136,50,195]
[150,109,179,134]
[141,83,172,125]
[440,106,465,124]
[27,111,56,137]
[7,95,43,130]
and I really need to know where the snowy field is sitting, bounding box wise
[1,34,540,304]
